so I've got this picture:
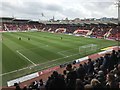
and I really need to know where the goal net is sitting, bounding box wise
[79,44,98,55]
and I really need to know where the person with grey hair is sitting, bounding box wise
[91,78,103,89]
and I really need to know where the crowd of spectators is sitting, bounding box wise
[2,23,44,31]
[1,22,120,40]
[15,50,120,90]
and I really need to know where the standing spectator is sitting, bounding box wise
[48,71,66,90]
[66,64,77,90]
[45,77,52,90]
[102,54,110,73]
[109,50,117,71]
[87,59,94,75]
[76,64,86,81]
[98,57,104,66]
[117,50,120,63]
[83,62,88,74]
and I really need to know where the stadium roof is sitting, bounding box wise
[13,19,29,22]
[109,21,118,25]
[0,17,14,20]
[0,17,118,25]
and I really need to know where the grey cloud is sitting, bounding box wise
[82,2,113,12]
[93,2,113,9]
[1,2,15,11]
[2,1,43,17]
[61,8,86,19]
[46,4,63,12]
[23,1,63,13]
[1,0,118,20]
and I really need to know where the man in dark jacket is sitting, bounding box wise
[87,59,94,75]
[76,64,86,81]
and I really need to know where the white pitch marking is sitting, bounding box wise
[57,52,66,56]
[0,52,80,77]
[16,50,36,66]
[0,46,118,77]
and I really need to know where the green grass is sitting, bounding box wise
[1,32,118,86]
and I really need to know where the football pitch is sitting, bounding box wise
[0,32,118,86]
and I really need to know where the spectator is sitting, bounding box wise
[75,79,84,90]
[45,77,52,90]
[102,54,110,73]
[38,79,45,90]
[14,83,21,90]
[83,62,88,74]
[91,78,103,89]
[96,70,106,86]
[76,64,86,81]
[12,50,120,90]
[22,85,28,90]
[105,73,119,88]
[66,64,77,90]
[47,71,66,90]
[83,76,90,85]
[84,84,93,90]
[109,50,117,71]
[87,59,94,75]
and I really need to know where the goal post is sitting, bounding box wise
[79,44,98,55]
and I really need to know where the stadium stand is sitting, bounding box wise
[1,17,119,41]
[1,17,45,31]
[1,17,120,90]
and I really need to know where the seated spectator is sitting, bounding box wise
[28,81,38,90]
[22,85,28,90]
[105,73,119,88]
[38,79,45,90]
[14,83,21,90]
[75,79,84,90]
[84,84,93,90]
[90,78,103,89]
[83,76,90,85]
[96,70,106,86]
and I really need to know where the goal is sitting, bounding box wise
[79,44,98,55]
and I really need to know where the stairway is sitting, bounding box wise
[104,28,112,38]
[86,27,94,36]
[4,24,9,31]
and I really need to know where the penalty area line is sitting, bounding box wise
[16,50,36,66]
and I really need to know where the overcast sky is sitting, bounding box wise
[0,0,118,20]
